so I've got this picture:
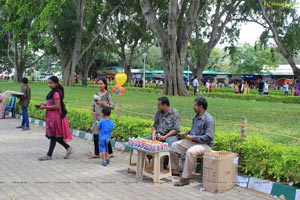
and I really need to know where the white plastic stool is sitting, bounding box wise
[141,151,172,184]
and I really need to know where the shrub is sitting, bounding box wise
[214,132,300,184]
[204,92,300,104]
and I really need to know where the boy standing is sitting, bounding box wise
[16,77,31,130]
[97,107,114,166]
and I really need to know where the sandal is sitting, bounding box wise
[64,147,72,159]
[38,156,52,161]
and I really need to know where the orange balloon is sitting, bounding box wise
[115,84,120,89]
[112,87,117,92]
[117,93,122,96]
[119,87,126,93]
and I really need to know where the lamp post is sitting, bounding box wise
[142,53,147,88]
[187,57,191,83]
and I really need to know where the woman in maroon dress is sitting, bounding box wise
[38,76,72,161]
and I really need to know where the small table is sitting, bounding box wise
[128,146,172,184]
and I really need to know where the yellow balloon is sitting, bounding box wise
[115,73,127,86]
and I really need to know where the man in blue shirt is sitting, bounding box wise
[170,97,215,186]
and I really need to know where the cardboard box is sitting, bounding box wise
[203,151,238,193]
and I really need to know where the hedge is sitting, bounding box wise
[204,92,300,104]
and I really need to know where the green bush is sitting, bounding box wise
[111,115,152,140]
[214,132,300,184]
[204,92,300,104]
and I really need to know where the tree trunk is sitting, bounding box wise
[140,0,206,96]
[50,0,85,87]
[67,0,85,86]
[123,65,132,84]
[12,41,27,82]
[285,56,300,81]
[62,60,73,85]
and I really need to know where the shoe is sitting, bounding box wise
[16,125,24,129]
[172,172,180,176]
[106,159,110,165]
[38,156,52,161]
[101,162,107,166]
[64,147,72,159]
[174,178,190,186]
[171,170,180,176]
[22,127,30,131]
[109,155,114,158]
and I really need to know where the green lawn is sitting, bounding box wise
[1,80,299,145]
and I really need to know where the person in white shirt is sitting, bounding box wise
[205,80,210,92]
[192,76,199,96]
[283,83,289,96]
[263,81,269,95]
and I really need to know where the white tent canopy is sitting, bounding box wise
[262,64,300,75]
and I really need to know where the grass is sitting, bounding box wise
[1,80,300,145]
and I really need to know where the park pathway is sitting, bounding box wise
[0,118,276,200]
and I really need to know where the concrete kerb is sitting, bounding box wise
[12,113,300,200]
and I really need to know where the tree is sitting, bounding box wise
[48,0,85,86]
[239,0,300,80]
[49,0,119,86]
[229,43,281,73]
[1,0,47,82]
[104,0,154,82]
[188,0,243,82]
[206,48,232,72]
[257,0,300,80]
[140,0,208,96]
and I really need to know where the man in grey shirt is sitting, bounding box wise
[170,97,214,186]
[145,96,180,169]
[145,96,180,148]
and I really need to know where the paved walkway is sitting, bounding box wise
[0,118,275,200]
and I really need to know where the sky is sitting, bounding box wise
[237,1,300,45]
[238,22,264,45]
[216,22,265,48]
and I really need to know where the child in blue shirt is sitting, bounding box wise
[97,107,114,166]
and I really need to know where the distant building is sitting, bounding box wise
[261,64,300,86]
[262,64,300,76]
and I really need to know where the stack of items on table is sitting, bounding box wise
[128,138,169,151]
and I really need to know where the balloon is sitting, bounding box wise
[115,84,121,89]
[119,87,126,93]
[115,73,127,86]
[116,89,120,94]
[117,93,122,96]
[112,87,117,92]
